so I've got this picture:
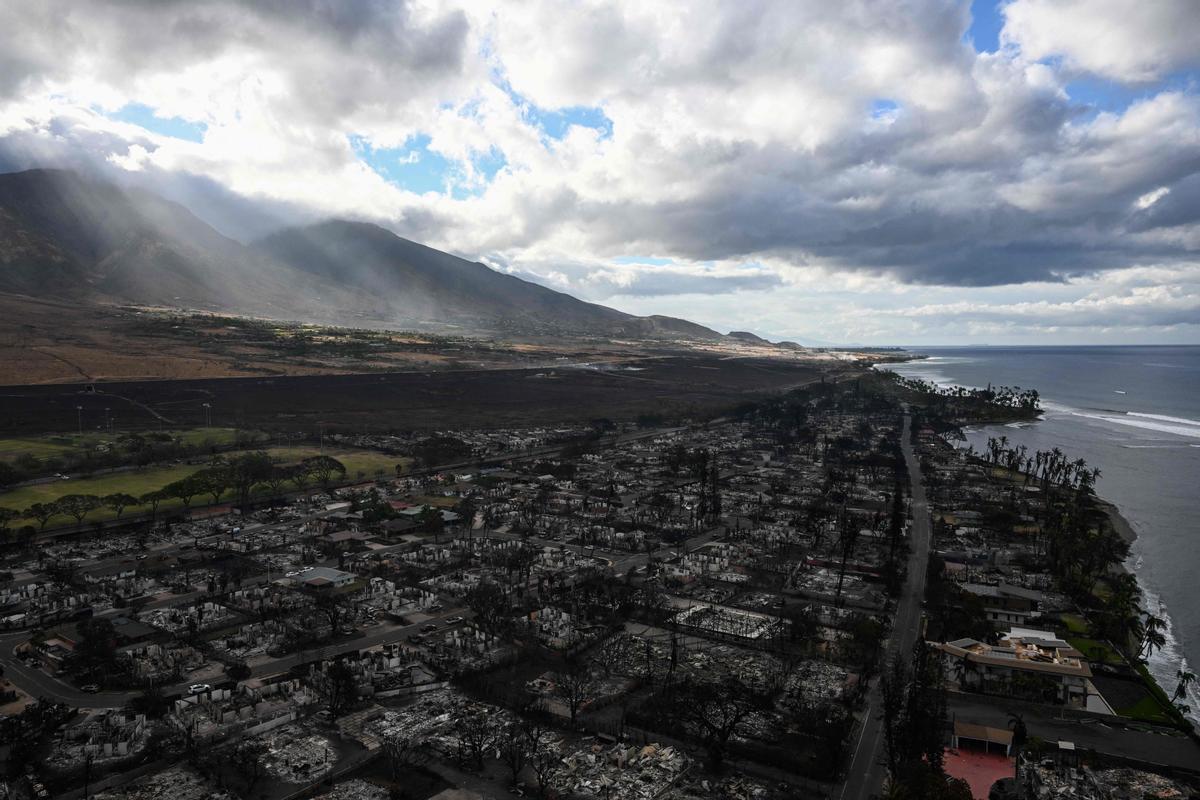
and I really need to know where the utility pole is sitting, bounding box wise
[76,405,83,436]
[202,402,212,428]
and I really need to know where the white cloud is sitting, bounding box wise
[1001,0,1200,83]
[0,0,1197,343]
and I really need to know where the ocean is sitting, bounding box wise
[881,345,1200,722]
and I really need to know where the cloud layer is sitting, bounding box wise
[0,0,1198,343]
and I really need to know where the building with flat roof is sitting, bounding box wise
[960,582,1044,626]
[933,628,1095,708]
[282,566,357,592]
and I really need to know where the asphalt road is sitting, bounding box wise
[947,694,1200,771]
[840,413,932,800]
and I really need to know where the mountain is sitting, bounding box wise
[0,168,731,341]
[254,219,634,335]
[727,330,771,344]
[0,168,319,318]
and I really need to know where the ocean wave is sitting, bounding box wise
[1127,412,1200,428]
[1047,407,1200,440]
[1138,581,1200,726]
[1120,444,1193,449]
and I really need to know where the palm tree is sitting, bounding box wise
[1173,670,1196,705]
[1140,614,1167,660]
[1008,712,1028,754]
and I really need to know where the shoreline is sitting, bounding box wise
[1097,496,1138,548]
[884,358,1197,728]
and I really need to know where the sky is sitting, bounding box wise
[1,0,1199,345]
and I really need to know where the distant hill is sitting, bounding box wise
[0,168,733,341]
[727,330,771,344]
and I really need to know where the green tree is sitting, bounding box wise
[24,502,58,531]
[262,465,290,498]
[288,463,313,492]
[165,475,201,508]
[195,466,231,505]
[103,493,139,519]
[58,494,102,525]
[227,451,274,507]
[302,455,346,487]
[140,489,168,519]
[1140,614,1167,661]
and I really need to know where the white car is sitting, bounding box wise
[188,683,211,695]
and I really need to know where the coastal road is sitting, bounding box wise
[840,412,932,800]
[947,694,1200,772]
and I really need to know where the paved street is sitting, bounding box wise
[841,413,932,800]
[947,694,1200,772]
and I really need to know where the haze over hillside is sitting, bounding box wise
[0,168,733,342]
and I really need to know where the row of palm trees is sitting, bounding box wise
[970,438,1197,720]
[978,435,1101,491]
[893,375,1041,412]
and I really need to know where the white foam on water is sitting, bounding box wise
[1047,406,1200,439]
[1138,582,1200,726]
[1127,412,1200,428]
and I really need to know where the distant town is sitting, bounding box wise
[0,370,1195,800]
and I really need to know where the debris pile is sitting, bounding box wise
[93,765,234,800]
[664,774,790,800]
[1027,760,1194,799]
[257,723,338,784]
[552,741,688,800]
[314,779,390,800]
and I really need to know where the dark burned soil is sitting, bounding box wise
[0,356,839,434]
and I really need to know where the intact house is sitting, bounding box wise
[960,582,1044,626]
[933,628,1107,710]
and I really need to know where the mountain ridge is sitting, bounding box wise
[0,168,737,342]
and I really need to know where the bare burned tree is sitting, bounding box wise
[673,678,770,770]
[553,655,596,727]
[384,734,420,781]
[455,709,494,771]
[526,726,561,800]
[500,717,550,786]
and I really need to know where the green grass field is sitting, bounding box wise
[1116,694,1174,724]
[0,437,78,462]
[0,428,265,463]
[1067,636,1125,666]
[263,446,403,479]
[0,446,405,529]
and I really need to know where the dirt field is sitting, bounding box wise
[0,294,660,385]
[0,356,835,435]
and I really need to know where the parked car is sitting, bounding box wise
[445,616,464,624]
[188,683,211,695]
[80,684,100,693]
